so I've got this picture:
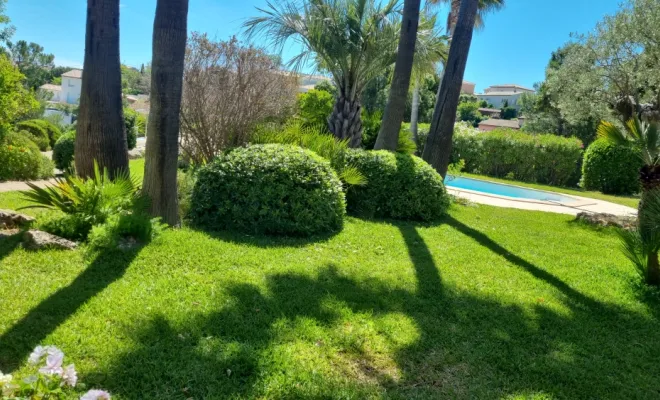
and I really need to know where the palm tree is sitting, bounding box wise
[598,118,660,285]
[244,0,401,148]
[374,8,448,151]
[76,0,128,178]
[422,0,478,177]
[143,0,189,226]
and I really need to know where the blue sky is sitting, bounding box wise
[6,0,621,92]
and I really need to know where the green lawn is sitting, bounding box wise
[461,172,640,209]
[0,192,658,399]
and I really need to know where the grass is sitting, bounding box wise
[0,191,659,398]
[461,172,640,209]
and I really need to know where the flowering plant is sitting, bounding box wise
[0,345,110,400]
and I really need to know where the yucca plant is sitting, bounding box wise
[20,162,145,238]
[254,122,366,186]
[598,118,660,285]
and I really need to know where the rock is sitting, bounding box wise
[0,209,35,229]
[22,230,77,251]
[128,148,145,160]
[576,212,637,230]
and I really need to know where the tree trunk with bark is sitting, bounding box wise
[143,0,189,226]
[422,0,478,177]
[446,0,462,35]
[410,79,421,152]
[75,0,128,178]
[374,0,422,151]
[639,166,660,285]
[329,94,362,148]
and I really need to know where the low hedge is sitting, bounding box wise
[16,119,62,149]
[582,139,642,195]
[124,108,138,150]
[189,144,345,236]
[345,149,450,221]
[0,131,54,181]
[53,131,76,171]
[452,127,583,186]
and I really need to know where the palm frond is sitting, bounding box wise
[597,120,631,146]
[340,166,367,186]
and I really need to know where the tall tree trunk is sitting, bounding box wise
[446,0,462,35]
[329,93,362,148]
[410,79,421,152]
[374,0,422,151]
[422,0,478,177]
[143,0,189,226]
[75,0,128,178]
[639,168,660,285]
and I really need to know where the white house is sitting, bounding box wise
[39,69,83,105]
[476,84,534,110]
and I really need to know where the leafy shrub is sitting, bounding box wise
[452,127,584,186]
[344,150,450,221]
[361,111,382,150]
[189,144,345,236]
[136,113,147,137]
[297,89,334,127]
[0,131,54,181]
[15,120,51,150]
[177,169,196,218]
[52,131,76,171]
[21,163,143,240]
[38,213,93,241]
[500,107,518,120]
[457,102,483,127]
[88,213,165,249]
[582,139,642,195]
[402,122,430,155]
[123,108,138,150]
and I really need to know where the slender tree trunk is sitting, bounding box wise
[75,0,128,178]
[638,179,660,285]
[143,0,189,226]
[374,0,422,151]
[446,0,462,35]
[422,0,478,177]
[410,79,421,151]
[329,93,362,148]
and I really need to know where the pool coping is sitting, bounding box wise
[445,176,597,208]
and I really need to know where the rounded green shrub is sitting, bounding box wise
[0,131,54,181]
[34,119,62,147]
[123,108,138,150]
[344,149,450,221]
[189,144,345,236]
[582,139,642,195]
[15,120,50,150]
[53,131,76,170]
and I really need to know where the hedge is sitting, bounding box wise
[582,139,642,195]
[451,127,584,186]
[16,119,62,149]
[53,131,76,171]
[0,131,54,181]
[345,149,450,221]
[189,144,345,236]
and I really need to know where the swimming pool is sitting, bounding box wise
[444,176,578,203]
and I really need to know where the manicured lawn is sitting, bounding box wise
[461,172,640,209]
[1,194,658,399]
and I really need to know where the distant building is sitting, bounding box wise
[461,81,476,95]
[39,69,83,105]
[478,108,501,118]
[476,84,534,110]
[478,118,522,132]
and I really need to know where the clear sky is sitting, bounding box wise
[6,0,622,93]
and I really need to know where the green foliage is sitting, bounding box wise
[8,40,55,90]
[297,89,334,127]
[456,102,483,127]
[0,54,39,135]
[452,127,584,186]
[582,139,642,195]
[313,80,336,95]
[52,130,75,171]
[135,113,147,137]
[189,144,346,236]
[344,150,450,221]
[361,111,382,150]
[397,129,417,155]
[88,213,165,250]
[121,64,150,95]
[177,169,196,218]
[20,162,143,239]
[0,130,53,181]
[500,107,518,120]
[38,213,93,241]
[16,119,61,148]
[402,122,430,154]
[123,108,138,150]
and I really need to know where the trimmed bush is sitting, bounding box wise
[582,139,642,195]
[189,144,345,236]
[15,120,50,150]
[452,127,583,186]
[53,131,76,171]
[0,131,54,181]
[344,150,450,221]
[124,108,138,150]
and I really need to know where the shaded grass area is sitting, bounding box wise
[0,198,659,398]
[461,172,640,209]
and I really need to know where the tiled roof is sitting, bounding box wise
[489,84,534,91]
[40,84,62,91]
[62,69,83,78]
[477,92,524,96]
[479,119,521,129]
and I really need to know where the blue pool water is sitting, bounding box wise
[445,176,578,203]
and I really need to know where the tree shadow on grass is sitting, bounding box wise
[193,227,340,249]
[0,232,22,263]
[0,247,141,372]
[95,218,660,399]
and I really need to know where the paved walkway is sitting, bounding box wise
[448,187,637,217]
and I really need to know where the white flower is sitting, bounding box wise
[80,389,111,400]
[0,371,12,385]
[61,364,77,387]
[28,345,48,365]
[39,348,64,376]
